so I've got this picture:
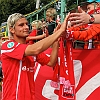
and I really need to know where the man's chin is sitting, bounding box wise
[25,34,29,37]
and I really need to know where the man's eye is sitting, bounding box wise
[19,23,24,26]
[26,23,28,25]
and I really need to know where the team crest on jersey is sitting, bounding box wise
[7,42,14,48]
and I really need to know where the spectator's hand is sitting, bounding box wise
[69,6,90,26]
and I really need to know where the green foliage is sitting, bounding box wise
[0,0,85,25]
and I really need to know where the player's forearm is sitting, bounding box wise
[25,14,69,56]
[47,41,59,67]
[25,29,63,56]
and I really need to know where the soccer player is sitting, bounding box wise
[1,13,69,100]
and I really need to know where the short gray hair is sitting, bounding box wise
[7,13,25,37]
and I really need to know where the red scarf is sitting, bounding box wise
[59,37,75,100]
[51,37,75,100]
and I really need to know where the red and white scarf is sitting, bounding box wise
[51,37,75,100]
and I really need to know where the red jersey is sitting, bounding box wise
[29,29,37,36]
[1,39,50,100]
[67,7,100,49]
[67,24,100,49]
[28,29,37,44]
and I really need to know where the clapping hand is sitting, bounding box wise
[69,6,90,27]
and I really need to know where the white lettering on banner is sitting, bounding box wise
[76,72,100,100]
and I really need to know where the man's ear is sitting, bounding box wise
[9,27,15,34]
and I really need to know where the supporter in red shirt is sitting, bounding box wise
[67,1,100,49]
[26,20,47,44]
[1,13,69,100]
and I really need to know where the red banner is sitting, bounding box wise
[35,48,100,100]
